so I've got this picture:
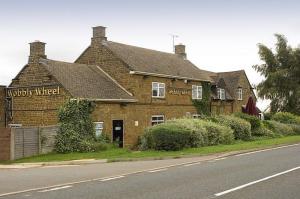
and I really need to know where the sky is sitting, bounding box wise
[0,0,299,110]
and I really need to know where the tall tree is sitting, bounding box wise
[253,34,300,115]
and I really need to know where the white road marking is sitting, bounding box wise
[214,166,300,197]
[147,168,168,173]
[100,176,125,181]
[234,143,300,157]
[0,143,298,198]
[38,185,72,193]
[41,165,80,169]
[183,162,202,167]
[215,157,227,161]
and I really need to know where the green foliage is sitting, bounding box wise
[192,82,211,116]
[234,112,262,131]
[252,125,277,138]
[263,120,295,136]
[201,121,235,145]
[140,118,234,151]
[290,124,300,135]
[271,112,300,124]
[263,112,273,120]
[215,115,252,140]
[55,100,98,153]
[253,34,300,114]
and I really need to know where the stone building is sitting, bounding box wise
[2,26,257,147]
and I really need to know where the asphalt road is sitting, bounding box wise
[1,144,300,199]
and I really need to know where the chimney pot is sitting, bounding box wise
[175,44,187,59]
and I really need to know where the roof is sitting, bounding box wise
[39,59,136,102]
[103,41,212,82]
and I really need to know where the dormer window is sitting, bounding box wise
[237,88,243,100]
[152,82,165,98]
[217,88,225,100]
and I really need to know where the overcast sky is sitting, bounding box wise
[0,0,299,110]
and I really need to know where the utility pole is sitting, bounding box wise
[170,34,178,52]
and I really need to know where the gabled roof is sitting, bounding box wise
[39,59,136,102]
[102,41,213,82]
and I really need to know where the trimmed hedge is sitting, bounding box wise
[271,112,300,125]
[140,119,234,151]
[214,115,252,140]
[234,112,262,131]
[263,120,295,136]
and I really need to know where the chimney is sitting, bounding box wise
[29,41,46,63]
[175,44,187,59]
[91,26,107,46]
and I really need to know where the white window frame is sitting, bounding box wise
[192,114,202,119]
[152,82,165,98]
[94,122,104,137]
[217,88,226,100]
[237,88,243,100]
[192,85,202,99]
[151,115,165,126]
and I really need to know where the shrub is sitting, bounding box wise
[263,112,273,120]
[290,124,300,135]
[201,121,234,145]
[215,115,251,140]
[234,112,262,131]
[55,100,98,153]
[252,125,277,138]
[271,112,300,125]
[263,120,295,136]
[143,123,191,151]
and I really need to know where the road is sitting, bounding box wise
[0,144,300,199]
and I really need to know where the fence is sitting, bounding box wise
[0,125,58,161]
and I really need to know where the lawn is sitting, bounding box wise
[5,135,300,164]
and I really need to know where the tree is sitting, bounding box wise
[253,34,300,115]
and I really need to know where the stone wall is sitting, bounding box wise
[0,86,6,127]
[0,128,11,161]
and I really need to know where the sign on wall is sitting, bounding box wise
[168,87,190,95]
[7,86,61,98]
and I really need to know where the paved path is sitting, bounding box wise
[1,144,300,199]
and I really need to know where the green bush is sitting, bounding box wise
[263,120,295,136]
[55,100,98,153]
[201,121,235,145]
[215,115,252,140]
[234,112,262,131]
[290,124,300,135]
[143,123,191,151]
[271,112,300,125]
[252,125,277,138]
[263,112,273,120]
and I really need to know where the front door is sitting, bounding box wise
[112,120,124,148]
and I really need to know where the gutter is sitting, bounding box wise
[72,98,138,103]
[129,71,212,82]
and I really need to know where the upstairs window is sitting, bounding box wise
[192,85,202,99]
[152,82,165,98]
[217,88,226,100]
[151,115,165,126]
[237,88,243,100]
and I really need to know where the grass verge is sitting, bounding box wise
[3,135,300,164]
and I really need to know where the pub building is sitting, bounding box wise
[0,26,256,147]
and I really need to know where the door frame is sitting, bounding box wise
[112,119,124,147]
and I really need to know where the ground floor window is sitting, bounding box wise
[151,115,165,125]
[192,114,202,119]
[94,122,104,136]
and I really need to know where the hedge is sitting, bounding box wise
[271,112,300,125]
[234,112,262,131]
[214,115,252,140]
[263,120,295,136]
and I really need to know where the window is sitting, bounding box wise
[217,88,225,100]
[151,115,165,125]
[152,82,165,98]
[192,85,202,99]
[192,114,202,119]
[237,88,243,100]
[94,122,104,137]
